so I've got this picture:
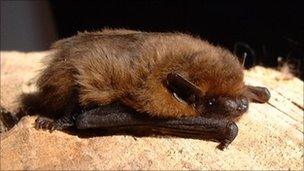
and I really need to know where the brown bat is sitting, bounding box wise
[19,29,270,149]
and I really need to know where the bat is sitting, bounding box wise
[18,29,270,149]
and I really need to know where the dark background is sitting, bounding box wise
[1,0,303,78]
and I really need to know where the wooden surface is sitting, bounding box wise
[0,51,303,170]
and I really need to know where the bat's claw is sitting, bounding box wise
[216,122,238,150]
[35,116,74,132]
[35,117,55,130]
[217,140,230,150]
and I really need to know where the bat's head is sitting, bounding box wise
[166,73,270,121]
[199,95,249,120]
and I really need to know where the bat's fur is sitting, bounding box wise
[21,29,246,119]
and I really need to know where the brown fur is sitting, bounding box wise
[25,29,245,119]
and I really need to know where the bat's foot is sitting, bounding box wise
[35,117,55,130]
[52,115,75,131]
[216,122,238,150]
[35,116,74,132]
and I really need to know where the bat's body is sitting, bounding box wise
[28,29,245,118]
[20,29,270,149]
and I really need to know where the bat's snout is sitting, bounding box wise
[236,97,249,113]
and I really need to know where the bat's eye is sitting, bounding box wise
[207,98,216,107]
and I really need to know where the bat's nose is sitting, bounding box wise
[237,98,249,113]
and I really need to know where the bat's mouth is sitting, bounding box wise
[75,104,237,144]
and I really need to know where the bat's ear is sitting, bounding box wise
[244,85,271,103]
[166,73,204,105]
